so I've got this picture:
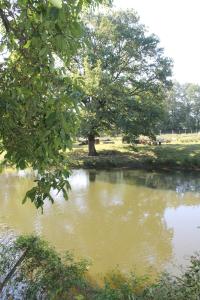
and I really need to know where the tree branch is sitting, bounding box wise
[0,248,29,293]
[0,8,10,33]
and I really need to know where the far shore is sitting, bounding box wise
[68,135,200,172]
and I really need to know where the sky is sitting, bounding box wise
[114,0,200,84]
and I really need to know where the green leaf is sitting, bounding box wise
[46,112,57,127]
[22,195,28,204]
[39,47,48,57]
[23,40,31,49]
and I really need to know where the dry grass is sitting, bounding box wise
[160,133,200,144]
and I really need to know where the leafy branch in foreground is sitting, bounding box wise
[0,0,110,208]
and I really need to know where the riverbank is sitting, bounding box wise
[68,142,200,171]
[1,137,200,172]
[1,235,200,299]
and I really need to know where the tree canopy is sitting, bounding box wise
[0,2,173,207]
[0,0,110,208]
[161,82,200,133]
[72,10,172,155]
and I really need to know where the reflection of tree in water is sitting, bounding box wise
[42,170,181,275]
[0,170,174,275]
[39,179,174,275]
[88,170,96,182]
[1,169,200,277]
[92,170,200,195]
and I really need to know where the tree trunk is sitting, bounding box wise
[88,135,98,156]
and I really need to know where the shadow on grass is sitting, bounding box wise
[69,144,200,171]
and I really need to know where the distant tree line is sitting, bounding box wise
[161,82,200,133]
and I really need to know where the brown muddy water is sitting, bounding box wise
[0,169,200,278]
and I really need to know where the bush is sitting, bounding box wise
[1,235,91,299]
[2,235,200,299]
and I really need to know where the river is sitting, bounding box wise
[0,169,200,278]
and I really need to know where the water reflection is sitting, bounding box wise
[0,169,200,277]
[93,170,200,195]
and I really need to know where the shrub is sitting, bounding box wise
[2,235,200,299]
[1,235,91,299]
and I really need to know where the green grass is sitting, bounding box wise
[1,134,200,171]
[69,136,200,171]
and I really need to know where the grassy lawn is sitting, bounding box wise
[68,135,200,170]
[1,134,200,171]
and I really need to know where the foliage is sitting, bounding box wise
[142,256,200,300]
[0,0,110,208]
[161,82,200,132]
[95,271,149,300]
[2,235,200,299]
[73,10,172,154]
[1,235,91,299]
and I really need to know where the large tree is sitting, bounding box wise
[73,10,172,155]
[0,0,110,208]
